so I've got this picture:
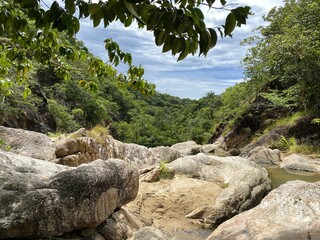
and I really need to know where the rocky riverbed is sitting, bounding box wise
[1,126,320,240]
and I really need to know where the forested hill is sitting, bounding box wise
[1,0,320,150]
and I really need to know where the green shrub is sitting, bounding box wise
[47,99,80,133]
[270,135,297,151]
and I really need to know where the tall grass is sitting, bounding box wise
[264,111,304,134]
[87,125,109,145]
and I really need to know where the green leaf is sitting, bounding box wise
[65,0,76,15]
[172,38,181,55]
[162,35,174,53]
[206,0,215,7]
[50,1,64,18]
[194,8,204,20]
[92,13,102,27]
[22,87,31,99]
[199,30,211,56]
[177,41,189,61]
[88,82,98,93]
[208,28,217,48]
[123,0,146,24]
[231,6,251,26]
[155,30,166,46]
[72,17,80,33]
[78,80,87,88]
[124,15,133,27]
[224,12,236,36]
[88,3,101,15]
[79,1,89,18]
[220,0,227,5]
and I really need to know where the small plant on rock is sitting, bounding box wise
[270,135,297,151]
[159,160,174,179]
[88,125,109,145]
[0,138,11,151]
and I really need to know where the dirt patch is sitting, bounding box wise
[126,175,223,239]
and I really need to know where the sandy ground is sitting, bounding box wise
[126,175,223,239]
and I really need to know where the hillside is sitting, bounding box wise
[1,0,320,154]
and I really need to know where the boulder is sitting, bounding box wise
[103,136,160,169]
[0,126,56,161]
[246,146,281,165]
[168,154,271,227]
[129,227,176,240]
[171,141,201,156]
[212,147,231,157]
[200,144,218,154]
[149,146,180,162]
[98,208,142,240]
[206,180,320,240]
[280,153,320,172]
[0,150,139,239]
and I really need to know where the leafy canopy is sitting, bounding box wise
[0,0,251,97]
[242,0,320,113]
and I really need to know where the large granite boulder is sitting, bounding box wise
[280,153,320,172]
[149,146,181,162]
[0,126,56,161]
[245,146,281,165]
[0,150,139,239]
[207,180,320,240]
[168,154,271,227]
[171,141,201,156]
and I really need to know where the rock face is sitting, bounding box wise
[245,146,281,165]
[168,154,271,227]
[0,126,56,161]
[99,136,181,169]
[207,180,320,240]
[0,150,139,239]
[55,137,101,166]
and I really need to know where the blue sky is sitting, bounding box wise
[74,0,284,99]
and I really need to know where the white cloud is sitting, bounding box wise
[76,0,284,99]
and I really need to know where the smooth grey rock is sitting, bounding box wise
[280,153,320,172]
[149,146,180,162]
[206,180,320,240]
[0,150,139,239]
[169,153,271,227]
[129,227,175,240]
[171,141,201,157]
[246,146,281,165]
[0,126,56,161]
[103,136,160,169]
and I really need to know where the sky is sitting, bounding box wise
[75,0,285,99]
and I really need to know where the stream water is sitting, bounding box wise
[265,166,320,189]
